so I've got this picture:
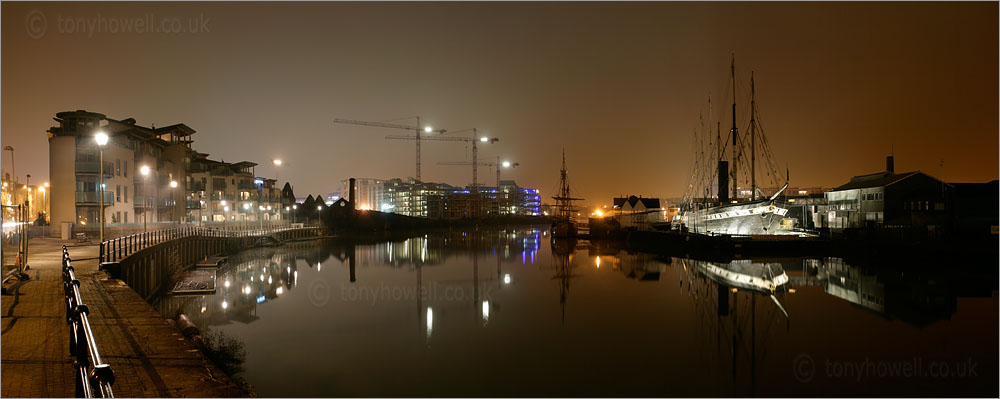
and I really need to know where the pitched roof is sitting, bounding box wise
[613,195,661,209]
[831,171,922,191]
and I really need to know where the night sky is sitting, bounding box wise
[2,2,997,204]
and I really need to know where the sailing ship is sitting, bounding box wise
[677,56,806,237]
[551,150,584,237]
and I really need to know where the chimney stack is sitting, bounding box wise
[348,178,356,210]
[886,156,894,174]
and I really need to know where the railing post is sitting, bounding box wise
[99,242,104,264]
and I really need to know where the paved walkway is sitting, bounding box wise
[2,238,246,398]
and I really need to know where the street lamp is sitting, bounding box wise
[95,131,109,242]
[272,159,282,184]
[169,180,178,224]
[140,165,150,231]
[39,185,46,224]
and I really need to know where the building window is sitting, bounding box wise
[124,186,128,203]
[116,159,121,176]
[116,185,121,202]
[124,212,128,223]
[124,160,128,177]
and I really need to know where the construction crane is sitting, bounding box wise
[334,117,446,182]
[388,128,497,189]
[438,156,519,187]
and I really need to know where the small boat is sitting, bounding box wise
[170,267,218,295]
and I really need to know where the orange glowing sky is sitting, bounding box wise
[2,2,997,204]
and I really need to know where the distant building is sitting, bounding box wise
[610,195,667,229]
[824,156,953,231]
[1,177,49,224]
[338,177,541,218]
[339,178,384,210]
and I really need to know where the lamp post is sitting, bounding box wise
[169,180,179,224]
[39,184,46,224]
[140,165,150,232]
[95,132,109,242]
[3,146,14,200]
[272,159,282,183]
[221,200,228,230]
[316,205,322,226]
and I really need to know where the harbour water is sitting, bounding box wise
[156,226,998,397]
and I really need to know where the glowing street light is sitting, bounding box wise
[501,161,512,168]
[169,180,178,188]
[272,159,282,183]
[95,131,108,242]
[423,126,433,133]
[139,165,151,231]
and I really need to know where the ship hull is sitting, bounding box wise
[686,258,789,293]
[551,219,578,238]
[681,199,796,236]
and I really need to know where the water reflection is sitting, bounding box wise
[151,227,995,397]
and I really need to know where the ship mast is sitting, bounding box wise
[730,54,739,201]
[555,149,575,220]
[750,71,757,200]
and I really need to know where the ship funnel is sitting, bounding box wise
[717,161,729,204]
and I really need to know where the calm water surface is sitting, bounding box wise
[156,226,998,397]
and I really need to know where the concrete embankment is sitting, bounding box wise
[2,227,326,397]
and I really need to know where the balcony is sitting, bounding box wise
[210,193,235,201]
[76,192,113,204]
[186,199,203,210]
[189,181,206,191]
[237,182,258,190]
[75,161,114,175]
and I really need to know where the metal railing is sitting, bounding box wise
[63,246,115,398]
[99,225,319,263]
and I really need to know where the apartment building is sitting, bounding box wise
[47,110,288,228]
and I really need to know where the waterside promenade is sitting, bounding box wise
[1,237,248,397]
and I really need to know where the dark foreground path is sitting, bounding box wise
[2,237,246,398]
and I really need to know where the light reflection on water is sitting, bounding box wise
[155,226,997,397]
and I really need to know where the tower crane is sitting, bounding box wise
[334,117,446,182]
[387,128,498,189]
[438,156,519,187]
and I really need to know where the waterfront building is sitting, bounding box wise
[609,195,667,230]
[824,156,953,231]
[46,110,287,229]
[337,177,541,218]
[482,180,542,216]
